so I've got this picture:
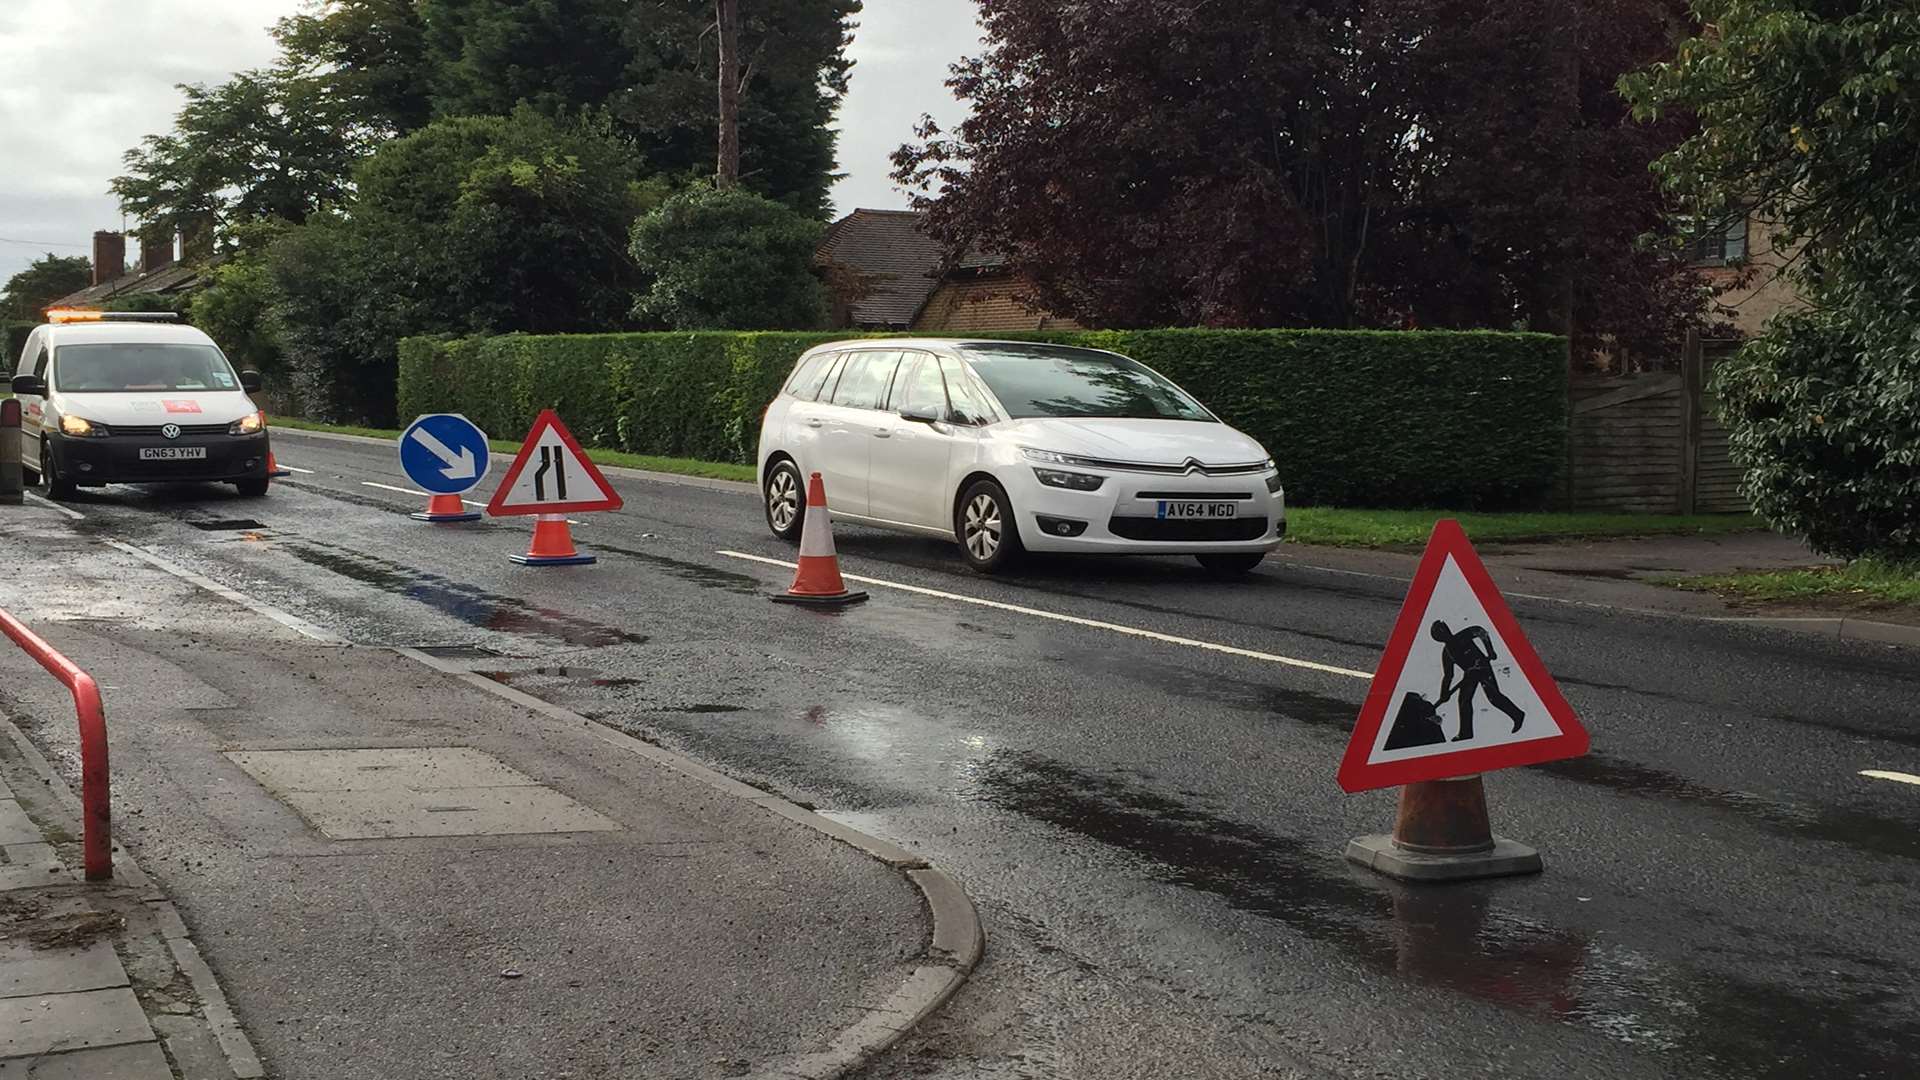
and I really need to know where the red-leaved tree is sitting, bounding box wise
[893,0,1717,358]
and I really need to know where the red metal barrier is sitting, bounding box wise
[0,610,110,880]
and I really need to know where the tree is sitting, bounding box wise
[1622,1,1920,559]
[629,186,828,330]
[269,109,649,423]
[112,64,370,236]
[894,0,1710,357]
[419,0,635,120]
[274,0,434,135]
[189,222,290,381]
[715,0,741,189]
[1,255,91,321]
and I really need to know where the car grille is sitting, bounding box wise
[1108,516,1272,541]
[1133,491,1257,501]
[113,423,230,437]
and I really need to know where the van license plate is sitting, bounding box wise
[1158,501,1237,520]
[139,447,207,461]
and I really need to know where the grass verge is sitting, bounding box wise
[1664,560,1920,609]
[270,417,758,483]
[1287,507,1760,548]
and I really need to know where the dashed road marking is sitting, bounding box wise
[1861,769,1920,787]
[277,464,316,474]
[717,550,1373,680]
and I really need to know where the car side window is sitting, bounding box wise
[812,353,850,402]
[831,351,902,410]
[938,356,992,425]
[895,354,951,419]
[27,341,49,384]
[784,352,835,399]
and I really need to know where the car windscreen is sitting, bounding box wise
[957,346,1213,421]
[52,343,239,393]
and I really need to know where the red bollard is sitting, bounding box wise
[0,609,110,880]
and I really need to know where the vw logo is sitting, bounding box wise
[160,424,181,440]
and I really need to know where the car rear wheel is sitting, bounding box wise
[234,478,269,498]
[1196,553,1265,576]
[764,460,806,542]
[40,443,76,499]
[956,480,1023,574]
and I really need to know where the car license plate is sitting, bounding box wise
[138,447,207,461]
[1157,500,1237,520]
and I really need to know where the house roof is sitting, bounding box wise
[815,209,948,327]
[49,257,222,310]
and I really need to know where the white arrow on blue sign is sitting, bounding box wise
[398,413,491,495]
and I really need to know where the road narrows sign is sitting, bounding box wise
[486,410,622,516]
[1337,519,1588,793]
[399,413,490,495]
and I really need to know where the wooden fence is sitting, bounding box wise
[1568,334,1749,514]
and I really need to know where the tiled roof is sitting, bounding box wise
[814,209,948,328]
[49,257,221,309]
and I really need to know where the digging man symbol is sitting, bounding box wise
[1431,620,1526,742]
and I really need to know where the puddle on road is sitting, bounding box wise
[966,751,1914,1079]
[585,543,765,596]
[279,542,646,649]
[1537,755,1920,862]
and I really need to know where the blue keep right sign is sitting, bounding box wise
[398,414,491,495]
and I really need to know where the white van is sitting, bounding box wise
[10,311,272,498]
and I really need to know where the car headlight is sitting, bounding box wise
[229,411,264,435]
[1022,447,1081,466]
[59,415,108,438]
[1032,467,1106,491]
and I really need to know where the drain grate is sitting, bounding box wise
[189,519,267,531]
[415,645,502,659]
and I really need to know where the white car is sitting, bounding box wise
[10,311,272,498]
[756,339,1286,574]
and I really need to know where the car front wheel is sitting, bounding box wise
[764,460,806,542]
[956,480,1023,573]
[235,478,269,497]
[41,443,76,499]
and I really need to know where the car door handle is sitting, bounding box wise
[872,428,892,439]
[807,419,824,428]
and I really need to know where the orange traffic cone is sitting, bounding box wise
[773,472,867,607]
[263,414,290,478]
[509,513,595,566]
[412,492,480,523]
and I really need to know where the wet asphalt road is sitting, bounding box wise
[26,427,1920,1080]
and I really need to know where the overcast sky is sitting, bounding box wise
[0,0,979,286]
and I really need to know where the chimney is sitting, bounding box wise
[91,231,125,285]
[138,230,176,274]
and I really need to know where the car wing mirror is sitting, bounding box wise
[238,369,263,394]
[10,375,45,397]
[899,405,944,424]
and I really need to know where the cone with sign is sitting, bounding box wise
[486,410,620,566]
[772,473,867,607]
[412,493,480,523]
[1338,519,1588,882]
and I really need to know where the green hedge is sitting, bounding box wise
[398,329,1566,508]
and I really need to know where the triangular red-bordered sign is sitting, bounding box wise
[485,409,624,517]
[1337,519,1588,793]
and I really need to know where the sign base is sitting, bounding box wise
[508,551,596,567]
[1345,834,1541,882]
[770,590,869,608]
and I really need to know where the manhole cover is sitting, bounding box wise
[225,747,621,840]
[189,519,266,531]
[415,645,502,659]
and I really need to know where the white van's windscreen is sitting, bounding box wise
[52,344,238,393]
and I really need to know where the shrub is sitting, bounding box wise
[628,187,830,331]
[399,328,1565,508]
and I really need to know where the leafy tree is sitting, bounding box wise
[1,255,91,320]
[190,222,290,379]
[112,64,370,236]
[274,0,434,134]
[629,186,828,330]
[1623,1,1920,559]
[269,109,648,423]
[418,0,634,120]
[895,0,1710,356]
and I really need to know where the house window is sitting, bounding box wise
[1688,214,1748,267]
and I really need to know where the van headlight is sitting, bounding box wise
[59,415,108,438]
[229,411,264,435]
[1032,467,1105,491]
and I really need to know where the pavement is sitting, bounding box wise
[2,425,1918,1080]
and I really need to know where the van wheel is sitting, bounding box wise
[41,444,76,499]
[764,460,806,542]
[956,480,1023,573]
[1196,553,1265,576]
[235,478,269,498]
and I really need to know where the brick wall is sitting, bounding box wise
[913,275,1082,333]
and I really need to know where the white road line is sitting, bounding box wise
[277,464,316,474]
[717,549,1373,680]
[106,541,347,644]
[1861,769,1920,787]
[357,480,581,524]
[23,492,84,519]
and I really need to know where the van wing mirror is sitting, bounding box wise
[10,375,45,397]
[238,370,263,394]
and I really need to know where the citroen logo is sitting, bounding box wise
[161,424,181,440]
